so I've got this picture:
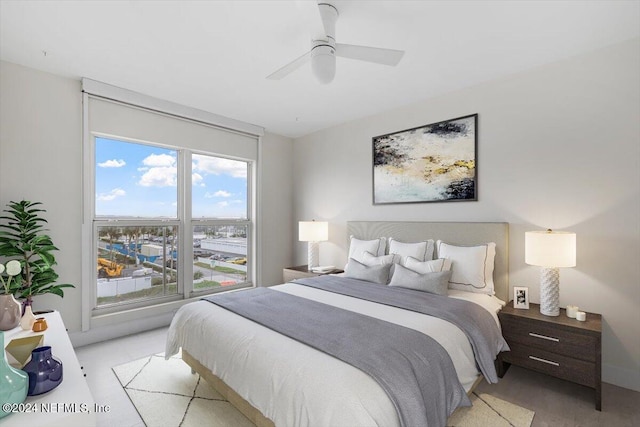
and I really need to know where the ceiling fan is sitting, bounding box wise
[267,2,405,84]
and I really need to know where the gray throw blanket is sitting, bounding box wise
[204,287,469,427]
[294,275,510,383]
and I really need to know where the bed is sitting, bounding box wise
[166,221,510,427]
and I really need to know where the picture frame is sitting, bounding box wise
[372,114,477,204]
[513,286,530,309]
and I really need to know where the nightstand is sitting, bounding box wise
[498,302,602,410]
[283,265,343,282]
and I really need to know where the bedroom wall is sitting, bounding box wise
[0,60,294,338]
[292,38,640,391]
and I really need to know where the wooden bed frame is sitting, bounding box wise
[182,221,510,425]
[183,349,275,427]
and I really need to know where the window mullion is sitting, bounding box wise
[181,150,192,298]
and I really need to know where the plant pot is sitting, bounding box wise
[22,346,63,396]
[0,294,21,331]
[0,331,28,418]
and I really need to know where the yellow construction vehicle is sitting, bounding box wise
[97,258,124,278]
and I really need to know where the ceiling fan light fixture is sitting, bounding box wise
[311,44,336,84]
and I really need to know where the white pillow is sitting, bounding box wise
[388,264,451,296]
[436,240,496,295]
[362,251,397,266]
[388,238,435,264]
[348,236,386,263]
[404,257,452,274]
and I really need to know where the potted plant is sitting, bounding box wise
[0,200,74,309]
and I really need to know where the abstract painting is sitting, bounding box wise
[372,114,477,204]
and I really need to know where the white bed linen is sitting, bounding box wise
[166,283,502,427]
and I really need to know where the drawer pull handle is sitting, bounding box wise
[529,332,559,342]
[529,355,560,366]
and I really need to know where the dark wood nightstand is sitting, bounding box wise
[283,265,343,282]
[498,302,602,410]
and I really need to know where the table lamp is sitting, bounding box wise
[525,229,576,316]
[299,221,328,270]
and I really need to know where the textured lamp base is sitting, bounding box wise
[540,267,560,316]
[307,242,319,270]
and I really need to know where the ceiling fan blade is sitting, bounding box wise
[335,43,405,66]
[266,51,312,80]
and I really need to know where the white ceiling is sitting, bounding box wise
[1,1,638,138]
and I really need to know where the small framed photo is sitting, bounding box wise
[513,286,529,309]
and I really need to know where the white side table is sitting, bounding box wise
[2,311,96,427]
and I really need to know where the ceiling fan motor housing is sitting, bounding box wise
[311,4,338,84]
[311,43,336,84]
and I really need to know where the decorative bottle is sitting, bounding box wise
[0,331,29,418]
[20,305,36,331]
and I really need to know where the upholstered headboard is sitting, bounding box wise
[347,221,510,302]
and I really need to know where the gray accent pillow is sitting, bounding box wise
[345,258,392,285]
[388,263,452,296]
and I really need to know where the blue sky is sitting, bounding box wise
[95,137,247,218]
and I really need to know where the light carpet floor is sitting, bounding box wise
[113,353,535,427]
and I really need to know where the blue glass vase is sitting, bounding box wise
[0,331,28,419]
[22,346,63,396]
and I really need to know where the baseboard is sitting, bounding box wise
[70,294,204,347]
[603,363,640,392]
[69,312,173,348]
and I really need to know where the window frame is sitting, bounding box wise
[83,115,257,326]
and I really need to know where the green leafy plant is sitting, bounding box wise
[0,200,74,305]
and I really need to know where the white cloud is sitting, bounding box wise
[192,173,203,186]
[217,201,229,208]
[97,188,126,201]
[138,166,177,187]
[137,153,178,187]
[98,159,126,168]
[204,190,232,198]
[193,155,247,178]
[143,153,176,167]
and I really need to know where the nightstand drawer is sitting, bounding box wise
[501,316,597,362]
[501,343,596,388]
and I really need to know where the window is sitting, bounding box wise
[92,137,252,310]
[82,79,262,324]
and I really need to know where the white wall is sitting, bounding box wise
[0,61,294,336]
[292,38,640,391]
[0,61,84,330]
[260,131,294,285]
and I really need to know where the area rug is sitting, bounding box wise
[113,353,534,427]
[447,392,535,427]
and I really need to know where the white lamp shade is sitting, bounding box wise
[311,46,336,84]
[525,230,576,268]
[299,221,329,242]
